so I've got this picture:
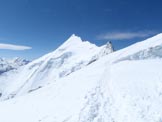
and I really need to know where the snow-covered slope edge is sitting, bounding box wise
[0,34,162,122]
[0,34,113,100]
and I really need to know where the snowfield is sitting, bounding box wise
[0,34,162,122]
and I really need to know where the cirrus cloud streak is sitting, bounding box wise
[97,31,157,40]
[0,43,32,50]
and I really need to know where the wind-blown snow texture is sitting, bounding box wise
[0,34,162,122]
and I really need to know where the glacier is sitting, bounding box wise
[0,34,162,122]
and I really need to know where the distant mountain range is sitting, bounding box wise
[0,57,30,74]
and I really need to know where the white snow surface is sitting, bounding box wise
[0,34,162,122]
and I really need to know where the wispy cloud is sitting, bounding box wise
[97,31,157,40]
[0,43,32,50]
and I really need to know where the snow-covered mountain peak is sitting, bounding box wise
[57,34,99,54]
[66,34,81,43]
[58,34,83,49]
[0,35,114,99]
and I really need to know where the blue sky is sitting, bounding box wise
[0,0,162,59]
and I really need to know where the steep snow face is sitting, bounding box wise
[113,33,162,60]
[115,44,162,62]
[0,57,29,74]
[0,34,113,100]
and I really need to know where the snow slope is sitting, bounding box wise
[0,34,113,100]
[0,57,29,74]
[0,34,162,122]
